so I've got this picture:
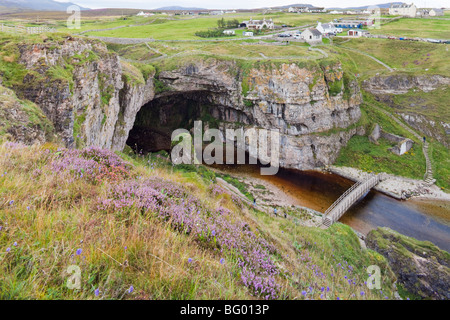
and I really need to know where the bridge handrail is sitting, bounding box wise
[324,173,378,216]
[324,179,363,215]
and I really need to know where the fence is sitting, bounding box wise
[1,24,56,35]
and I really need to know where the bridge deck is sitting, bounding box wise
[322,174,382,227]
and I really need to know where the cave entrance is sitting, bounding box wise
[126,91,248,155]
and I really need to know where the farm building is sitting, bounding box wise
[243,31,254,36]
[223,30,235,35]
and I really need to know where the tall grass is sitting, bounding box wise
[0,142,397,300]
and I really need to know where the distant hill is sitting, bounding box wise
[328,2,403,10]
[154,6,207,11]
[0,0,88,11]
[270,4,315,9]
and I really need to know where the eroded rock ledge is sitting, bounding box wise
[5,38,364,170]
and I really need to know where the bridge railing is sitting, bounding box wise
[324,178,364,215]
[323,173,380,225]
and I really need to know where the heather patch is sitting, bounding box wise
[50,147,131,183]
[98,177,280,299]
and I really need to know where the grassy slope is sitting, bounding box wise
[369,18,450,39]
[333,37,450,76]
[0,143,396,300]
[335,91,449,191]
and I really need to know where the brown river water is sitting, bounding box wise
[214,163,450,252]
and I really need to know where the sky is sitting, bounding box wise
[55,0,449,10]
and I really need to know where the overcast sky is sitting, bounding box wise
[55,0,449,10]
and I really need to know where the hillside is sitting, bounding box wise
[0,0,88,11]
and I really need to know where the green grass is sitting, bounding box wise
[369,17,450,39]
[333,37,450,76]
[0,142,398,300]
[335,93,427,180]
[390,86,450,123]
[216,173,253,201]
[335,135,425,179]
[81,13,349,40]
[429,142,450,191]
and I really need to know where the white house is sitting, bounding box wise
[301,28,323,44]
[136,11,154,17]
[429,8,444,16]
[242,18,274,30]
[330,10,343,14]
[389,3,417,18]
[223,30,235,35]
[316,22,341,35]
[289,6,308,13]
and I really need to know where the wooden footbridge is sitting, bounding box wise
[322,173,384,228]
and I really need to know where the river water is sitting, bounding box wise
[216,163,450,252]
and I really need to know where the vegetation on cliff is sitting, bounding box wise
[0,142,397,300]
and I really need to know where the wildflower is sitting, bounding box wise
[211,230,216,236]
[95,288,100,296]
[76,248,82,255]
[360,291,365,296]
[6,247,11,252]
[0,226,2,231]
[301,291,307,296]
[124,246,127,250]
[128,286,134,293]
[26,206,30,210]
[13,242,17,246]
[188,258,192,263]
[220,258,225,264]
[336,297,340,300]
[9,200,14,205]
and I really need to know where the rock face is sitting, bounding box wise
[363,74,450,94]
[10,37,154,150]
[366,227,450,300]
[399,113,449,147]
[4,38,363,170]
[145,59,363,170]
[0,85,53,145]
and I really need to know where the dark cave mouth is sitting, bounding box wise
[126,91,250,155]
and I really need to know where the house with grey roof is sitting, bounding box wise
[389,3,417,17]
[316,22,342,35]
[301,28,323,44]
[429,8,444,16]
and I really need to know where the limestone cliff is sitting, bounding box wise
[2,36,154,150]
[148,59,363,170]
[2,38,363,170]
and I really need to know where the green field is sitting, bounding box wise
[369,18,450,39]
[79,13,347,40]
[333,37,450,76]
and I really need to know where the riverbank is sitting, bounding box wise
[327,165,450,201]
